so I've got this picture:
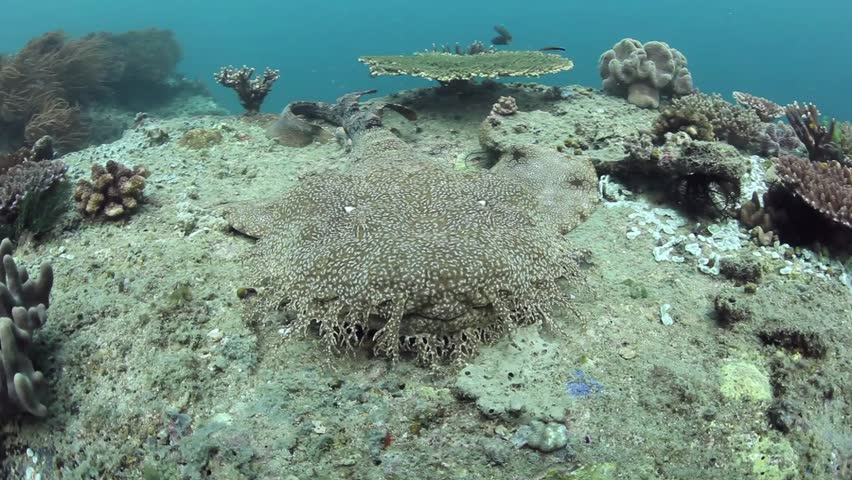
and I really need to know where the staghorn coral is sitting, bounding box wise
[784,102,845,164]
[214,65,280,114]
[73,160,149,220]
[775,154,852,228]
[224,93,597,364]
[0,237,52,418]
[655,93,766,152]
[599,38,693,109]
[732,91,784,122]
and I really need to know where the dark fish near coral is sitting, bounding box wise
[539,46,566,52]
[492,25,512,45]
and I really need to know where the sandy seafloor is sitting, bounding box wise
[1,83,851,480]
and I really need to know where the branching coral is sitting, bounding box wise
[0,237,52,418]
[599,38,693,108]
[214,65,280,114]
[732,92,784,122]
[73,160,149,220]
[784,102,845,164]
[775,154,852,228]
[431,41,493,55]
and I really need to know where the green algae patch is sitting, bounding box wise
[719,361,772,402]
[740,436,798,479]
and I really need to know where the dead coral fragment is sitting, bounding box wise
[73,160,149,220]
[358,50,573,83]
[0,238,52,418]
[214,65,280,114]
[486,96,518,125]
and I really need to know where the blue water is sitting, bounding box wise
[3,0,851,119]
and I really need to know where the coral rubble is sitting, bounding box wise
[73,160,149,220]
[598,38,693,108]
[0,238,52,418]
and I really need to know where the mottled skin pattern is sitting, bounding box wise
[224,124,598,363]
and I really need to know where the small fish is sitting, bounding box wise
[539,46,566,52]
[492,25,512,45]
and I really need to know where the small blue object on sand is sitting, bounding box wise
[566,370,604,398]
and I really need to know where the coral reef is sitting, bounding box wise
[617,131,747,216]
[225,93,597,364]
[775,154,852,228]
[598,38,693,108]
[214,66,280,114]
[358,50,572,84]
[732,91,784,122]
[73,160,149,220]
[655,93,766,152]
[0,137,69,236]
[0,237,52,418]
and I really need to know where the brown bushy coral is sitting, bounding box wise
[0,31,118,151]
[73,160,149,220]
[655,93,765,152]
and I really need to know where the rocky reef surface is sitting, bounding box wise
[0,83,849,480]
